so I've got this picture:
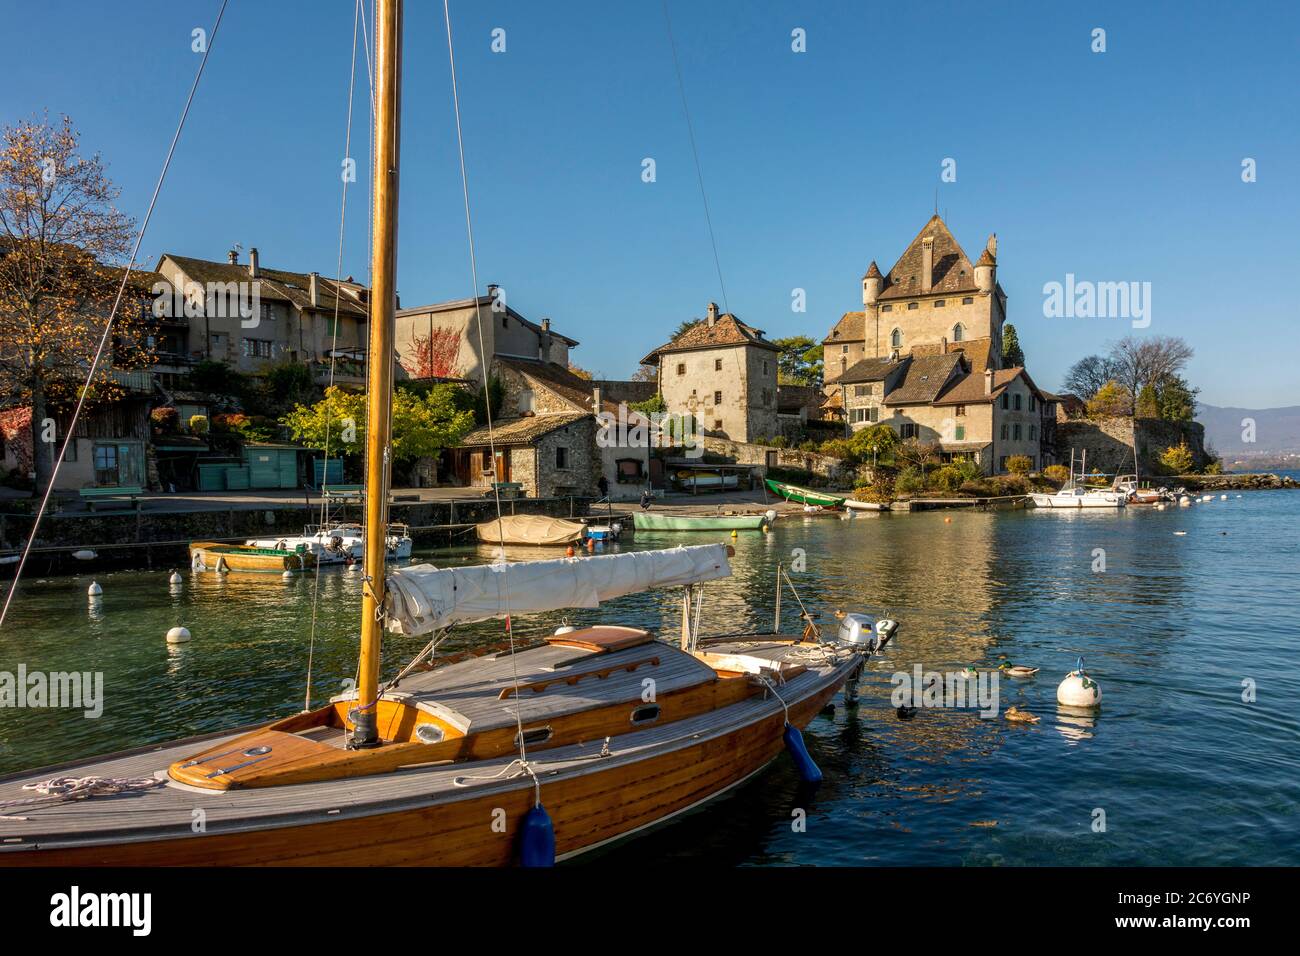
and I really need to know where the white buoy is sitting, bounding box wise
[1180,497,1192,507]
[87,581,102,597]
[282,570,295,580]
[72,549,97,561]
[765,509,777,522]
[166,626,192,644]
[1057,658,1102,708]
[1221,494,1228,500]
[554,624,578,635]
[169,571,183,586]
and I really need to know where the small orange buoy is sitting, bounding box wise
[586,538,595,552]
[565,545,575,557]
[945,517,952,523]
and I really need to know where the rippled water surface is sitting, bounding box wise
[3,484,1298,865]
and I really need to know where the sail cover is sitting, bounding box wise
[384,543,732,635]
[475,514,586,546]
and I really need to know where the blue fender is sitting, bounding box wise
[783,722,822,784]
[519,803,556,867]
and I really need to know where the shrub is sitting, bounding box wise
[1159,441,1195,475]
[1203,459,1223,475]
[150,406,179,430]
[819,438,855,462]
[895,465,924,495]
[1006,455,1033,475]
[1044,464,1071,485]
[855,473,895,503]
[188,414,209,435]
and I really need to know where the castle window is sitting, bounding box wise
[935,300,946,308]
[962,296,974,304]
[1014,394,1022,411]
[907,302,918,311]
[555,446,569,469]
[502,315,508,329]
[841,345,849,353]
[715,358,722,371]
[762,360,770,375]
[1001,424,1008,440]
[953,323,964,342]
[1029,425,1037,441]
[1029,395,1037,412]
[1014,423,1022,441]
[881,304,893,312]
[714,390,722,404]
[900,423,918,439]
[890,328,902,348]
[955,404,966,417]
[1001,393,1009,410]
[676,363,686,375]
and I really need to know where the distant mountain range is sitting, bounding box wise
[1197,404,1300,456]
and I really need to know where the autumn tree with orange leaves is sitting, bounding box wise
[0,114,153,494]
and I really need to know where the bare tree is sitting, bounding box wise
[1108,336,1194,414]
[1062,354,1118,400]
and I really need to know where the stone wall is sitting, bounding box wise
[700,436,856,483]
[1055,416,1209,475]
[533,418,599,498]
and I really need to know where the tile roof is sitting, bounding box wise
[882,352,964,405]
[878,215,979,301]
[496,357,621,415]
[642,312,780,364]
[932,366,1045,406]
[397,295,579,346]
[840,356,905,384]
[158,254,369,318]
[458,410,591,447]
[823,310,864,344]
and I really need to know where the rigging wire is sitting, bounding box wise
[304,0,365,712]
[441,0,532,772]
[0,0,230,634]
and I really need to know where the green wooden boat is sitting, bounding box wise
[764,478,845,508]
[632,511,769,531]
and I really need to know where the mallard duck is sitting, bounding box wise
[896,705,917,720]
[1004,705,1040,724]
[998,662,1040,678]
[959,666,980,679]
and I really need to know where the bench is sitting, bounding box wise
[79,485,144,512]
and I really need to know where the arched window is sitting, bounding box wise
[890,328,902,348]
[952,323,964,342]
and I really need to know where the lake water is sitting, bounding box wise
[2,483,1298,866]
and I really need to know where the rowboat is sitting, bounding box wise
[633,511,770,531]
[764,478,845,508]
[676,470,739,491]
[0,1,895,867]
[475,514,587,546]
[188,541,316,573]
[844,498,890,512]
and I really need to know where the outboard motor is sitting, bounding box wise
[835,613,899,655]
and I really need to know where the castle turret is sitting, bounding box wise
[862,260,882,307]
[974,235,997,294]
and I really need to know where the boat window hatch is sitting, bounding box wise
[630,704,661,725]
[515,725,553,748]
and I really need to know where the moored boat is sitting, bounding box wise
[475,514,588,546]
[764,478,845,508]
[189,541,316,573]
[844,498,890,512]
[633,511,770,531]
[245,522,413,566]
[675,470,739,491]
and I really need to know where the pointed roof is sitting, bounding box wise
[641,312,780,365]
[823,310,864,344]
[863,260,882,280]
[976,247,996,267]
[878,214,979,301]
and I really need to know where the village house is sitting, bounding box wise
[641,302,780,443]
[153,248,371,385]
[395,286,577,384]
[825,215,1055,474]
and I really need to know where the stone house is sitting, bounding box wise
[641,302,780,443]
[395,287,577,386]
[446,356,650,499]
[153,248,371,385]
[1,391,152,492]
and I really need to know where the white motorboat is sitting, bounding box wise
[1030,451,1126,509]
[246,522,413,565]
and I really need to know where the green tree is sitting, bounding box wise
[773,335,824,387]
[850,423,901,463]
[1005,454,1033,475]
[281,384,473,462]
[629,392,666,415]
[1001,323,1025,367]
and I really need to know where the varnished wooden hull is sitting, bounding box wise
[189,542,315,573]
[1,674,844,866]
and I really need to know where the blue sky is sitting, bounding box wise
[3,0,1297,406]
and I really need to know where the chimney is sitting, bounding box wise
[541,317,550,332]
[308,272,320,307]
[920,236,934,293]
[486,283,498,301]
[248,247,260,278]
[706,302,719,327]
[984,368,993,395]
[227,248,239,265]
[592,384,603,414]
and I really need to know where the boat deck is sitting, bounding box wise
[0,637,855,855]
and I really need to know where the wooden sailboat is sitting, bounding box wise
[188,541,316,573]
[0,0,890,866]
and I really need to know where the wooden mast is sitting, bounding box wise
[355,0,402,748]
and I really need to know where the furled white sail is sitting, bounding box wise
[384,543,732,635]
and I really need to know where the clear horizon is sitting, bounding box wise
[2,0,1297,407]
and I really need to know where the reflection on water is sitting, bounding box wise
[2,489,1298,865]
